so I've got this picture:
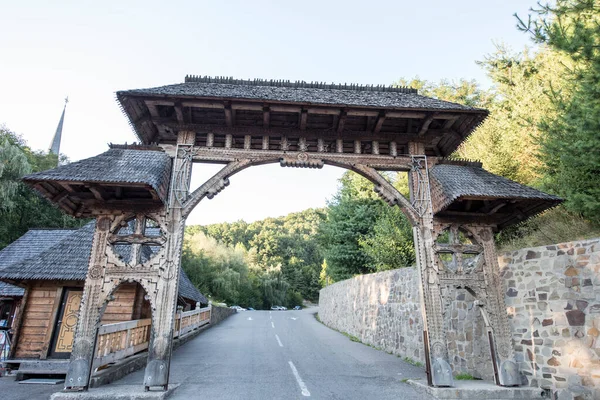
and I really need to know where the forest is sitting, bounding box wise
[1,1,598,308]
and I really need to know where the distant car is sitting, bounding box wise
[247,307,255,311]
[230,305,246,312]
[270,306,280,310]
[293,306,302,310]
[280,306,287,311]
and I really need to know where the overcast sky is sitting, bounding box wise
[0,1,537,225]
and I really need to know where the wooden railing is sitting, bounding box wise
[93,304,211,370]
[174,306,211,338]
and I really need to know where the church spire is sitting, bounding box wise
[49,97,68,156]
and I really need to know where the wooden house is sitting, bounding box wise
[0,222,206,366]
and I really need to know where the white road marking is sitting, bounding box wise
[271,321,275,328]
[288,361,310,397]
[247,317,253,321]
[290,317,297,320]
[275,334,283,347]
[269,311,272,315]
[270,315,272,320]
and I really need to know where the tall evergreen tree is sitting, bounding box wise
[517,0,600,222]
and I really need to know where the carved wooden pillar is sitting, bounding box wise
[65,215,112,390]
[143,131,194,390]
[408,141,452,386]
[476,226,516,385]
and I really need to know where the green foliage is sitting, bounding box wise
[455,373,476,380]
[0,132,31,210]
[317,171,415,281]
[0,126,84,250]
[516,1,600,222]
[395,78,494,108]
[359,205,415,271]
[403,357,424,367]
[496,206,600,252]
[458,47,569,186]
[184,209,325,307]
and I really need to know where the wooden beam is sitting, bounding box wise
[270,105,302,113]
[8,285,29,359]
[224,103,233,127]
[180,101,224,109]
[307,107,340,116]
[347,110,379,117]
[174,103,184,124]
[442,116,459,130]
[51,190,70,203]
[58,182,75,193]
[231,103,263,111]
[144,101,160,118]
[418,113,437,136]
[87,184,106,201]
[263,106,270,129]
[489,202,508,215]
[299,109,308,130]
[337,110,347,134]
[373,112,386,133]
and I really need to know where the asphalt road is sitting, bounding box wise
[114,307,429,400]
[0,308,430,399]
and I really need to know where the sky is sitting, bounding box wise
[0,1,538,225]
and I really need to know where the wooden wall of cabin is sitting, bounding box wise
[12,281,148,359]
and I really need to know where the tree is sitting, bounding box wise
[0,126,83,250]
[516,0,600,222]
[359,205,415,271]
[0,134,30,210]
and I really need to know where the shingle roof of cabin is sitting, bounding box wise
[0,229,76,297]
[0,282,25,297]
[120,76,481,112]
[430,164,562,228]
[0,223,207,304]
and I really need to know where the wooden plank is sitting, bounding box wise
[40,286,62,359]
[22,319,50,328]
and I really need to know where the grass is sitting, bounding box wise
[402,356,424,368]
[497,207,600,252]
[454,373,476,380]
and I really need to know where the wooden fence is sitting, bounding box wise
[93,305,211,370]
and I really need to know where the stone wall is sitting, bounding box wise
[318,267,425,364]
[319,237,600,398]
[210,305,236,325]
[499,238,600,399]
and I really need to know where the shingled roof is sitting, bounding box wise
[116,76,488,157]
[120,76,480,112]
[430,164,562,228]
[0,223,206,304]
[23,148,172,216]
[0,229,77,297]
